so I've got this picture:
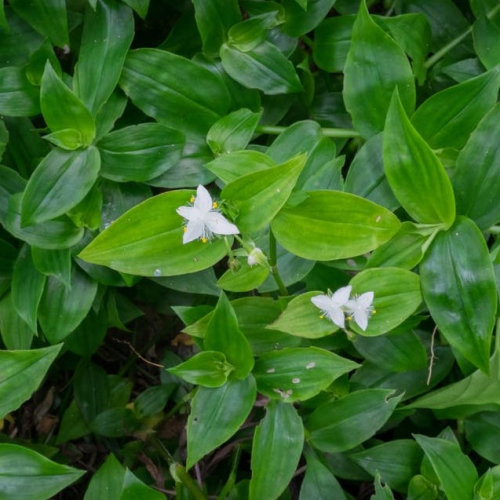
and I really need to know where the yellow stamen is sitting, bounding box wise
[347,316,352,321]
[319,314,324,319]
[183,227,187,233]
[201,237,208,243]
[212,202,218,209]
[190,195,195,203]
[372,310,377,315]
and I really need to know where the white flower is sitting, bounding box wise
[247,247,267,267]
[346,292,375,331]
[176,185,239,244]
[311,285,352,329]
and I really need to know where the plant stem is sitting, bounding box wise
[175,465,209,500]
[216,446,242,500]
[487,225,500,235]
[255,125,361,139]
[163,389,196,421]
[269,231,289,296]
[424,4,500,69]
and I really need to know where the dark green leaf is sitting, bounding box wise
[32,247,72,287]
[0,66,40,116]
[0,293,34,350]
[74,361,110,423]
[282,0,336,37]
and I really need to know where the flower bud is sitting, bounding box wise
[247,247,268,267]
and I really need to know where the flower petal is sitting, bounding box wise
[357,291,374,308]
[331,285,352,306]
[194,185,213,213]
[353,310,369,331]
[328,307,345,328]
[183,219,204,244]
[177,206,200,221]
[203,212,239,235]
[311,295,332,310]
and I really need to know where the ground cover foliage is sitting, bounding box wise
[2,0,500,498]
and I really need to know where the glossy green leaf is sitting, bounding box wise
[307,389,402,453]
[217,261,269,292]
[465,412,500,464]
[372,474,395,500]
[187,375,256,469]
[268,291,339,339]
[253,347,359,402]
[21,146,100,226]
[121,469,164,500]
[350,440,423,492]
[453,104,500,230]
[91,408,139,438]
[192,0,241,56]
[407,475,439,500]
[299,449,347,500]
[0,444,83,500]
[249,401,304,500]
[168,351,233,387]
[0,293,34,350]
[9,0,68,48]
[206,108,261,156]
[282,0,336,36]
[204,292,254,379]
[220,41,303,95]
[79,189,230,276]
[84,454,125,500]
[74,0,134,116]
[383,91,455,227]
[5,194,84,250]
[222,154,306,233]
[314,15,355,73]
[134,385,172,419]
[271,191,400,260]
[227,12,282,52]
[348,267,422,336]
[98,123,184,182]
[11,245,46,333]
[31,247,72,287]
[74,361,110,423]
[414,435,478,500]
[343,0,415,138]
[38,267,98,344]
[0,66,40,116]
[40,63,95,148]
[121,0,149,18]
[474,13,500,70]
[411,66,500,150]
[120,49,230,137]
[0,344,62,419]
[0,165,26,223]
[420,217,497,373]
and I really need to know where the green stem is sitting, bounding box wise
[175,465,209,500]
[487,225,500,235]
[269,231,289,296]
[424,4,500,69]
[163,389,196,421]
[216,446,242,500]
[255,125,361,139]
[224,236,235,259]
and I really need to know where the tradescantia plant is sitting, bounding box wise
[3,0,500,498]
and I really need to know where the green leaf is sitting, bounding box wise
[40,63,95,148]
[74,0,134,116]
[120,48,230,137]
[84,454,125,500]
[420,217,497,373]
[0,294,34,350]
[168,351,233,387]
[411,66,500,150]
[348,267,422,336]
[474,13,500,70]
[220,41,303,95]
[0,238,16,278]
[453,103,500,230]
[465,412,500,464]
[21,146,101,226]
[204,292,254,379]
[350,440,423,492]
[222,154,306,233]
[9,0,68,48]
[0,66,40,116]
[74,361,110,423]
[65,308,108,358]
[0,444,83,500]
[217,261,269,292]
[271,191,400,260]
[91,408,139,438]
[282,0,336,37]
[134,385,172,419]
[98,123,184,182]
[249,401,304,500]
[192,0,241,56]
[0,165,26,223]
[383,91,455,227]
[299,449,347,500]
[372,474,395,500]
[206,108,261,156]
[121,469,164,500]
[11,244,46,333]
[187,375,256,469]
[0,344,62,420]
[314,15,355,73]
[307,389,402,453]
[253,347,359,402]
[38,267,98,344]
[79,189,230,276]
[407,475,439,500]
[268,291,339,339]
[5,193,84,250]
[32,247,72,288]
[343,0,415,138]
[414,435,478,500]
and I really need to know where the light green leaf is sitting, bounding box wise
[217,261,269,292]
[31,247,72,288]
[0,344,62,420]
[0,294,34,350]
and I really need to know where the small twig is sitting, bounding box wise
[293,465,307,478]
[427,325,438,385]
[114,339,164,368]
[195,463,203,489]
